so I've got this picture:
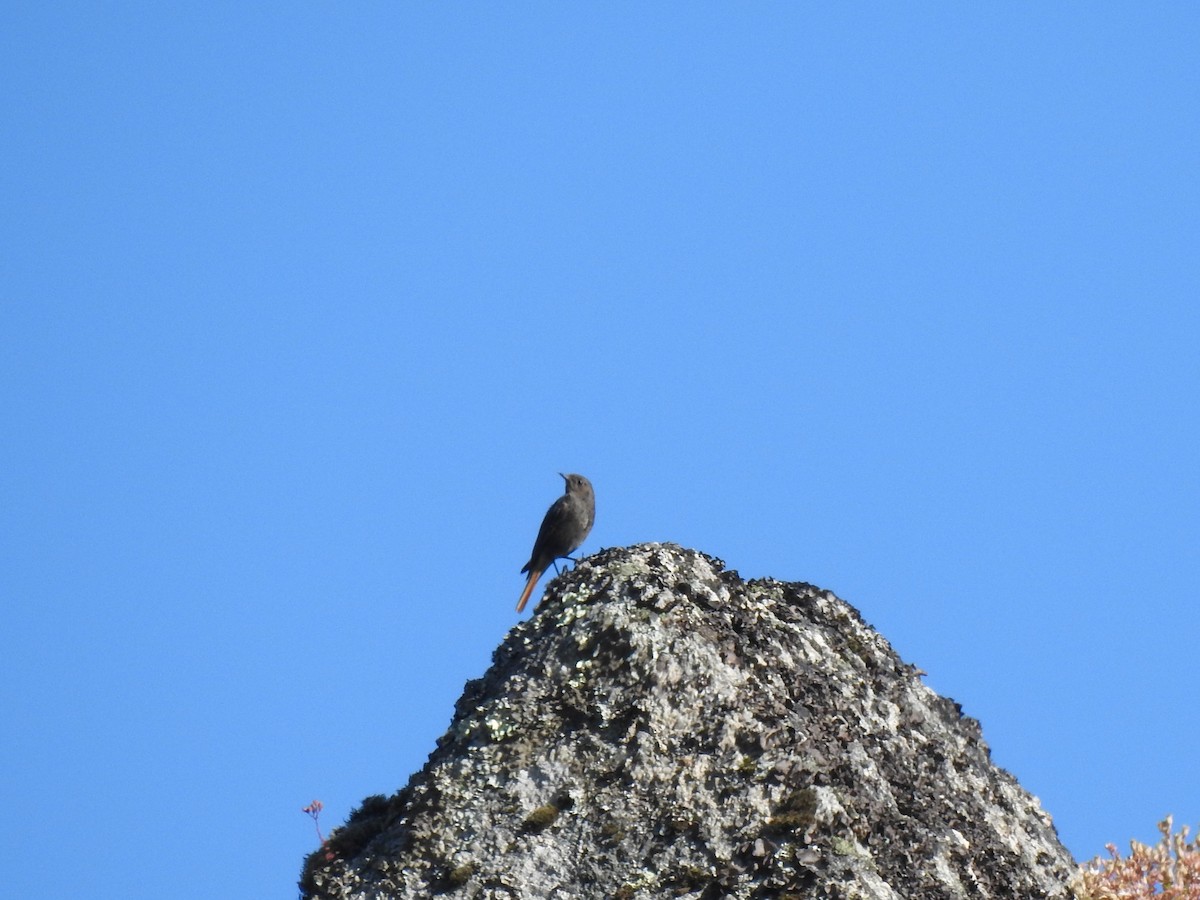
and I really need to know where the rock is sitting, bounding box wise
[300,543,1075,899]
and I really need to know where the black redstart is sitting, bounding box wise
[516,473,595,613]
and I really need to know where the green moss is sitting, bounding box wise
[446,863,475,887]
[522,803,560,831]
[766,810,812,831]
[674,864,710,886]
[736,756,758,776]
[844,632,875,668]
[600,820,626,843]
[765,787,819,833]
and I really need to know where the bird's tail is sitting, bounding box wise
[516,569,543,613]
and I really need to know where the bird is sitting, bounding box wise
[516,473,595,613]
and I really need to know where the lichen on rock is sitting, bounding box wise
[300,543,1075,899]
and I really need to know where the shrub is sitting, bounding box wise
[1075,816,1200,900]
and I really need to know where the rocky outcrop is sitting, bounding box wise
[300,543,1076,899]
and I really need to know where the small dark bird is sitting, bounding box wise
[516,473,595,613]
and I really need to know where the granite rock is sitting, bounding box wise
[300,543,1075,899]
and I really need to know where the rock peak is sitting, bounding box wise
[301,543,1074,899]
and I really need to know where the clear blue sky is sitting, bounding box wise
[3,5,1197,896]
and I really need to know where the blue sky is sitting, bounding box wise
[3,5,1197,896]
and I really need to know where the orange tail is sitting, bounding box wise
[516,569,543,613]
